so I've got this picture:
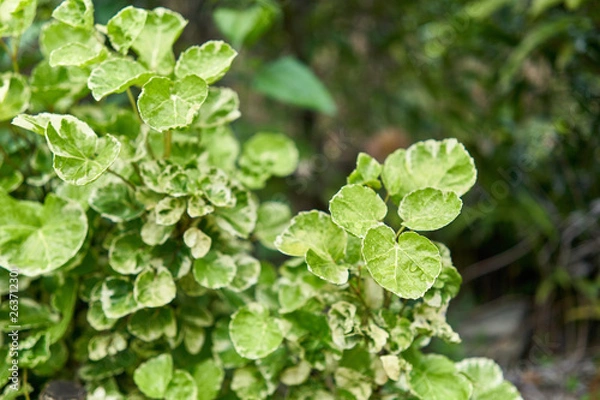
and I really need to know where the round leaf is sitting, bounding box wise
[106,6,147,54]
[329,184,387,237]
[100,277,138,319]
[362,226,442,299]
[456,358,522,400]
[382,139,477,199]
[134,267,177,308]
[89,181,145,223]
[407,353,473,400]
[229,303,283,360]
[398,188,462,231]
[0,192,87,277]
[88,58,153,100]
[175,40,237,84]
[183,227,212,259]
[138,75,208,131]
[240,132,299,177]
[165,369,198,400]
[275,210,349,284]
[45,116,121,185]
[193,251,237,289]
[133,353,173,399]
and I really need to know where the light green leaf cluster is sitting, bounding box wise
[0,1,521,399]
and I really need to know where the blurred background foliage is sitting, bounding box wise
[3,0,599,395]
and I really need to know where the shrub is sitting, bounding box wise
[0,1,523,399]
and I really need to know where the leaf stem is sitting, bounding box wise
[1,38,19,73]
[384,192,390,203]
[395,226,406,240]
[107,168,136,190]
[23,369,30,400]
[164,130,172,159]
[126,88,140,121]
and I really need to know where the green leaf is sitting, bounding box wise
[229,303,283,359]
[382,139,477,200]
[108,233,151,275]
[195,87,241,128]
[28,61,89,112]
[183,227,212,259]
[0,155,23,192]
[213,4,278,48]
[398,188,462,231]
[347,152,382,189]
[240,132,299,177]
[255,202,292,250]
[138,75,208,131]
[131,7,187,75]
[134,267,176,308]
[193,251,237,289]
[49,41,106,67]
[334,367,372,400]
[89,181,145,223]
[412,302,460,344]
[192,359,224,400]
[456,358,522,400]
[329,184,387,238]
[100,277,138,319]
[154,196,186,226]
[362,226,442,299]
[327,301,362,350]
[199,126,240,171]
[213,187,258,238]
[187,195,214,218]
[52,0,94,29]
[0,192,87,277]
[128,307,176,342]
[231,366,269,400]
[165,369,198,400]
[0,73,30,122]
[45,116,121,185]
[133,353,173,399]
[175,41,237,84]
[88,58,153,100]
[106,6,147,54]
[0,0,36,37]
[87,301,118,330]
[141,212,175,246]
[275,210,348,284]
[253,56,336,115]
[229,254,261,292]
[88,332,128,361]
[406,353,472,400]
[39,20,97,57]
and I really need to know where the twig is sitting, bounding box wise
[462,238,532,282]
[107,169,136,190]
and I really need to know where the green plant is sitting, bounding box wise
[0,0,523,399]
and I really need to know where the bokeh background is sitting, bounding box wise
[4,0,600,398]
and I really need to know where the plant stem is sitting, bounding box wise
[23,369,30,400]
[1,38,19,73]
[395,226,406,240]
[107,169,136,190]
[164,130,172,159]
[126,88,140,121]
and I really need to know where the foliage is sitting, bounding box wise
[0,1,523,399]
[208,0,600,352]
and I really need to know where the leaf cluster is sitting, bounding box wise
[0,1,522,399]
